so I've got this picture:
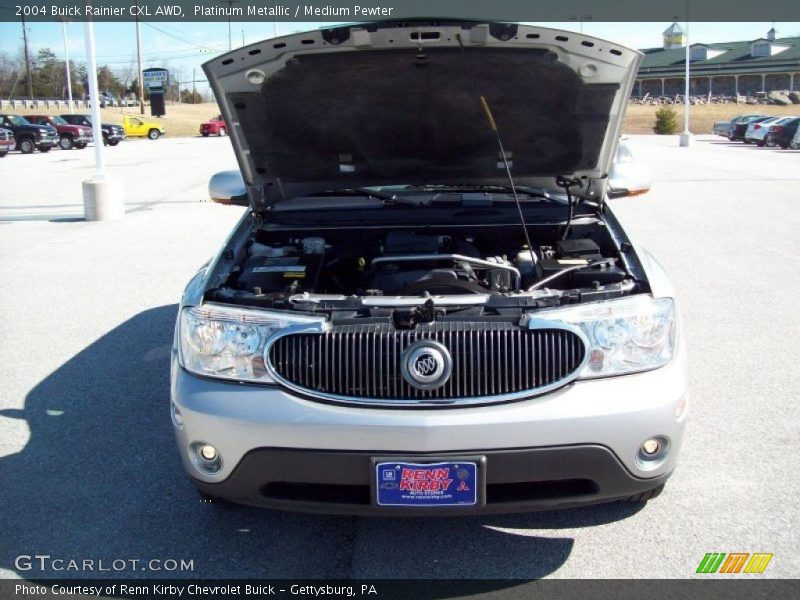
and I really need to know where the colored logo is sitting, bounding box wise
[696,553,773,574]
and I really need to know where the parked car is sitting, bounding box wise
[711,120,730,136]
[0,114,58,153]
[791,126,800,149]
[764,117,800,149]
[26,114,93,150]
[743,116,784,146]
[122,115,164,139]
[0,127,14,157]
[171,22,686,515]
[84,91,117,107]
[728,115,768,141]
[200,115,227,136]
[59,114,126,146]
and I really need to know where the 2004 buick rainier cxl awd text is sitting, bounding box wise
[170,20,687,515]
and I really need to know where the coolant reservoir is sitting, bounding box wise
[516,246,537,279]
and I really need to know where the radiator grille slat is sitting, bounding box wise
[268,322,585,404]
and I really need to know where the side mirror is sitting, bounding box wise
[208,170,249,206]
[607,141,652,199]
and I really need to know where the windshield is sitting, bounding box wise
[51,116,68,125]
[6,115,30,126]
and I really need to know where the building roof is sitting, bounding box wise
[638,36,800,77]
[663,22,684,36]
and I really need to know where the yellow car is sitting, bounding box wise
[122,116,165,140]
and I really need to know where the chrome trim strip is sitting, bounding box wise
[263,320,590,407]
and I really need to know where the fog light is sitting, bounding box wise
[636,436,669,470]
[642,438,661,456]
[190,441,222,474]
[200,444,218,461]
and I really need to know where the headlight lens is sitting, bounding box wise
[178,304,325,382]
[534,296,676,378]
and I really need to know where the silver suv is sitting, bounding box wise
[171,21,687,514]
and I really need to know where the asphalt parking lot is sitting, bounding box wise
[1,135,798,580]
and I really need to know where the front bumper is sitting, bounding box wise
[193,446,671,515]
[36,136,58,147]
[171,342,687,513]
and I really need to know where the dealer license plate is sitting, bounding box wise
[375,461,479,507]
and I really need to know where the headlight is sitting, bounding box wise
[178,304,325,383]
[533,296,676,378]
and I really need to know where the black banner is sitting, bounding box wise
[3,0,800,23]
[3,580,799,600]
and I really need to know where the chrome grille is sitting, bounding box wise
[267,322,587,405]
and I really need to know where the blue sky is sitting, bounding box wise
[1,20,799,92]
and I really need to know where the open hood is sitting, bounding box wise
[204,21,642,211]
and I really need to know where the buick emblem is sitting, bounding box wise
[401,340,452,390]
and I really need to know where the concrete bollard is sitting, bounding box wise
[82,177,125,221]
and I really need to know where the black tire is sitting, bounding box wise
[621,484,665,503]
[102,133,109,146]
[38,146,51,153]
[0,151,7,158]
[74,142,86,149]
[18,137,35,154]
[756,141,765,147]
[148,129,161,140]
[201,132,210,137]
[109,139,119,146]
[59,135,74,150]
[217,128,226,137]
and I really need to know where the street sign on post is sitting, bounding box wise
[142,68,169,117]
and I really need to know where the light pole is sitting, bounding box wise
[61,20,74,112]
[82,17,124,221]
[679,2,692,147]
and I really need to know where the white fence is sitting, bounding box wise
[0,98,140,110]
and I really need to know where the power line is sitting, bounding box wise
[142,22,225,52]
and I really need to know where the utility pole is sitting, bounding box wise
[21,14,34,100]
[61,20,74,112]
[135,2,145,114]
[221,1,240,51]
[192,67,196,101]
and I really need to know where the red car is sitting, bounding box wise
[27,114,93,150]
[200,115,227,137]
[0,127,14,157]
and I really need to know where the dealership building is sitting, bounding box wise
[635,23,800,97]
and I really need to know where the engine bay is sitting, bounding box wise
[207,222,643,317]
